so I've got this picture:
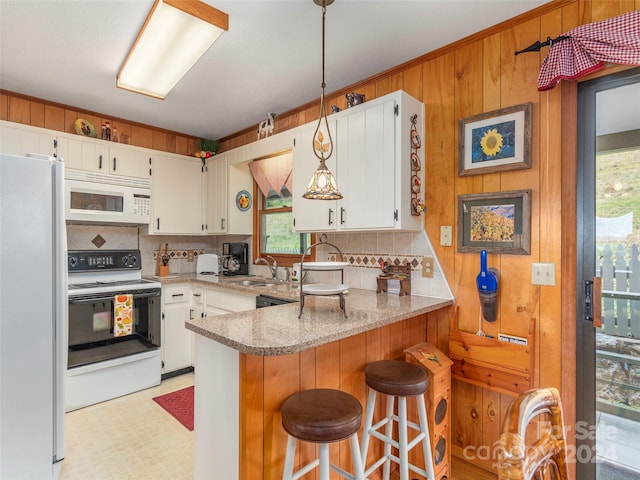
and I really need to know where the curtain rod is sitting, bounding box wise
[515,35,569,55]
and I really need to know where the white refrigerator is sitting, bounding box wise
[0,153,66,479]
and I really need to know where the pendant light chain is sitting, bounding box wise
[303,0,342,200]
[313,4,333,162]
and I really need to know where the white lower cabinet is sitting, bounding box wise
[204,287,256,314]
[161,283,255,374]
[161,284,194,374]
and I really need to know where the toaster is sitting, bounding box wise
[197,253,219,275]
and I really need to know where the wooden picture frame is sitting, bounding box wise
[458,189,531,255]
[458,102,532,176]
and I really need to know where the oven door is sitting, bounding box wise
[68,288,161,368]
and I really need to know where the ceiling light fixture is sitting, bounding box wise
[117,0,228,99]
[303,0,342,200]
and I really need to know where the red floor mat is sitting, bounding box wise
[152,386,194,431]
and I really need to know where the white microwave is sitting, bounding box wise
[64,170,151,224]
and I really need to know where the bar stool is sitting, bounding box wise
[360,360,436,480]
[281,388,365,480]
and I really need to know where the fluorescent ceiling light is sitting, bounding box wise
[117,0,228,99]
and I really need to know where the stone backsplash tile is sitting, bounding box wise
[66,224,138,250]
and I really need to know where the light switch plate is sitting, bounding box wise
[531,262,556,286]
[440,226,452,246]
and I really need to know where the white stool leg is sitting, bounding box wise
[382,394,395,480]
[417,393,436,480]
[319,443,330,480]
[398,396,409,480]
[349,433,365,480]
[283,435,297,480]
[360,388,377,467]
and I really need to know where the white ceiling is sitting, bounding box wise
[0,0,549,141]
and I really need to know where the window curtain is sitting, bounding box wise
[248,151,293,197]
[538,10,640,91]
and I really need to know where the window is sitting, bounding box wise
[251,151,313,266]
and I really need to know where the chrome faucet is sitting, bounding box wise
[255,256,278,280]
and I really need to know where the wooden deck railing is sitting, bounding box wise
[596,243,640,421]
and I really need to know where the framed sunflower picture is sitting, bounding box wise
[458,102,532,176]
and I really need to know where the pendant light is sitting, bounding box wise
[302,0,343,200]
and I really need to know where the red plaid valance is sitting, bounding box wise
[538,10,640,91]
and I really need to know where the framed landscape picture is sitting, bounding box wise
[458,189,531,255]
[458,102,532,176]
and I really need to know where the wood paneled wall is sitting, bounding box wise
[239,310,449,480]
[218,1,640,476]
[0,90,199,155]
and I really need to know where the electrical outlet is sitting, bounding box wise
[440,226,452,246]
[422,256,434,278]
[531,262,556,286]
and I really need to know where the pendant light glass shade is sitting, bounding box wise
[303,160,342,200]
[303,0,342,200]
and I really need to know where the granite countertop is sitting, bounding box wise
[164,272,452,356]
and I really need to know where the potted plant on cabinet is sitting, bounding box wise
[194,138,220,165]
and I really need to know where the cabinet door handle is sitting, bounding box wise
[340,207,346,225]
[329,209,334,225]
[172,293,184,297]
[190,308,194,320]
[98,154,103,170]
[156,218,160,230]
[113,157,117,171]
[221,218,225,230]
[193,293,201,297]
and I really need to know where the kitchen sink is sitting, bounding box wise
[233,279,277,287]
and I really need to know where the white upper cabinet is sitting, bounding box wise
[206,154,228,234]
[336,98,396,230]
[151,153,204,235]
[292,120,339,232]
[56,134,106,172]
[292,90,424,232]
[0,121,56,157]
[107,145,152,179]
[56,132,151,180]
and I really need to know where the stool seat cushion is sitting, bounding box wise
[281,389,362,443]
[365,360,429,396]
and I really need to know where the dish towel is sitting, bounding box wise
[114,294,133,337]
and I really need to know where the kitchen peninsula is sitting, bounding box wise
[185,286,453,479]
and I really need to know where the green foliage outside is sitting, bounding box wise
[261,188,310,254]
[596,149,640,250]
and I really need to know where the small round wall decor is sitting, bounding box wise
[235,190,252,211]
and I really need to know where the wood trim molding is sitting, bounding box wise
[560,78,578,480]
[0,88,199,140]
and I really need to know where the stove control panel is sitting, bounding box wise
[68,250,141,272]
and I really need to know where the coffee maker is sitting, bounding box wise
[222,242,249,276]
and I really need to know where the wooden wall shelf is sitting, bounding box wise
[448,308,535,396]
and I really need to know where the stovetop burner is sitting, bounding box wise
[67,250,160,295]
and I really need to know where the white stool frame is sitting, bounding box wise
[282,432,365,480]
[360,389,436,480]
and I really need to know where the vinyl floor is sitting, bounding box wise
[59,371,493,479]
[59,373,194,480]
